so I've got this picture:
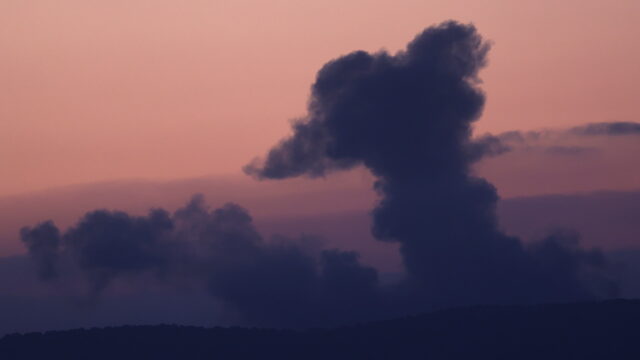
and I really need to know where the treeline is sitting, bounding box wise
[2,300,640,359]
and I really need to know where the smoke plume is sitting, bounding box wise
[20,21,615,328]
[245,21,613,307]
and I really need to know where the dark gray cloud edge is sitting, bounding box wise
[571,122,640,136]
[20,21,616,328]
[480,121,640,156]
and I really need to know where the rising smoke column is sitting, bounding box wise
[246,21,609,306]
[19,22,613,328]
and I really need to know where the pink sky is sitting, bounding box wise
[1,0,639,196]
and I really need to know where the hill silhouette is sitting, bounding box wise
[2,299,639,359]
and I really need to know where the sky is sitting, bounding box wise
[0,1,639,335]
[1,0,639,196]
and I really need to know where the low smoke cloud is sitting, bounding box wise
[21,195,381,327]
[20,221,60,280]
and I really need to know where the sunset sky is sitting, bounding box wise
[2,0,639,196]
[1,1,640,336]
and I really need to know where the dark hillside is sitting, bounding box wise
[2,299,640,359]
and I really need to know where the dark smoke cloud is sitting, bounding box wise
[468,134,513,159]
[570,122,640,136]
[66,208,176,293]
[483,121,640,156]
[20,221,60,280]
[246,21,613,307]
[21,195,380,327]
[19,21,615,328]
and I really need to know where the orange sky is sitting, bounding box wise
[1,0,639,196]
